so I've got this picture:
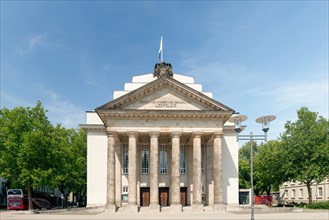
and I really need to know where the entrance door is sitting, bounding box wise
[180,187,187,206]
[140,187,150,207]
[159,187,169,207]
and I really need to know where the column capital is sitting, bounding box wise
[171,131,182,138]
[106,131,117,138]
[149,131,160,138]
[213,132,223,138]
[192,131,203,138]
[127,131,138,138]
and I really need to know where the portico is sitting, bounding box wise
[82,62,239,212]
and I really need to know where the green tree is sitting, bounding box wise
[0,101,53,210]
[51,126,86,207]
[254,140,285,195]
[280,107,329,204]
[238,141,259,192]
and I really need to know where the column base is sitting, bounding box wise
[116,201,122,207]
[213,204,226,212]
[149,204,160,213]
[170,204,182,212]
[124,204,139,213]
[105,204,117,212]
[192,204,204,212]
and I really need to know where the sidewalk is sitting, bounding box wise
[1,208,328,220]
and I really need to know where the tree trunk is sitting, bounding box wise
[59,186,67,208]
[77,185,86,207]
[266,186,271,196]
[27,183,33,210]
[64,193,70,208]
[306,181,312,204]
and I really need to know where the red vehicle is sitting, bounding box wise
[7,189,28,210]
[7,188,56,210]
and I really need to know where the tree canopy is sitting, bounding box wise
[238,107,328,204]
[0,101,87,209]
[280,107,329,203]
[253,140,285,195]
[51,125,87,207]
[0,101,53,209]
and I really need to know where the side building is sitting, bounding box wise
[81,63,240,212]
[279,178,329,204]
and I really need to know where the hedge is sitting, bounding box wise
[305,201,329,209]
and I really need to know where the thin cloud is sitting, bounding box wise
[0,92,34,108]
[41,88,85,128]
[28,34,44,49]
[16,33,46,55]
[262,79,328,116]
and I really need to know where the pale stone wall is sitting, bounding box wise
[113,73,212,99]
[86,111,103,124]
[86,130,107,206]
[222,132,239,205]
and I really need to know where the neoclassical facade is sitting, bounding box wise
[81,63,239,212]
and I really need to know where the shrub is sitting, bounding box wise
[305,201,329,209]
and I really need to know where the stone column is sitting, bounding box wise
[115,143,122,207]
[213,132,224,212]
[127,132,138,212]
[149,131,160,212]
[106,132,117,212]
[192,132,204,212]
[206,144,214,206]
[171,131,182,212]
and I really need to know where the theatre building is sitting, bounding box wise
[81,63,239,212]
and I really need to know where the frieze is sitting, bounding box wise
[139,100,188,108]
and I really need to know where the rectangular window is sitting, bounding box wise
[180,145,186,174]
[141,144,149,174]
[160,144,168,174]
[122,186,129,203]
[299,189,303,198]
[201,145,205,175]
[292,189,296,198]
[284,190,288,198]
[123,144,129,174]
[318,187,323,197]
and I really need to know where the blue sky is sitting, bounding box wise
[1,1,328,141]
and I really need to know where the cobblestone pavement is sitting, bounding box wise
[1,209,329,220]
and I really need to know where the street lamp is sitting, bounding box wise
[229,114,276,220]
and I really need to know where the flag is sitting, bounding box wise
[158,36,163,62]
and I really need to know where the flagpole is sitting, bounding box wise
[161,36,163,62]
[158,36,163,63]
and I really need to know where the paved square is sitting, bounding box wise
[1,209,329,220]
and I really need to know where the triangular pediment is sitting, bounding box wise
[123,87,208,110]
[96,76,234,113]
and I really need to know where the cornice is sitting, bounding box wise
[80,124,106,132]
[96,109,234,123]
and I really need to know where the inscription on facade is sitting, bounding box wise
[140,100,187,108]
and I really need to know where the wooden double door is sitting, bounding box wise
[140,187,150,207]
[180,187,187,206]
[159,187,169,207]
[140,187,187,207]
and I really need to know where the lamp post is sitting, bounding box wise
[229,115,276,220]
